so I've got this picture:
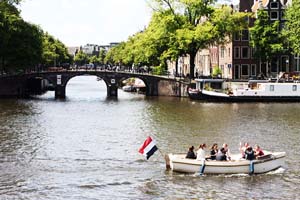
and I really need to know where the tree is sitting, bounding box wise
[74,50,89,66]
[284,0,300,55]
[0,1,43,73]
[41,33,71,67]
[250,10,285,68]
[98,49,106,65]
[149,0,249,78]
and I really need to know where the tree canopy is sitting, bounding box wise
[105,0,249,77]
[0,1,71,73]
[284,0,300,55]
[250,10,285,63]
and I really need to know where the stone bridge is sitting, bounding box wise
[0,71,189,98]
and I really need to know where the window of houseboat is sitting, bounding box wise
[293,85,297,91]
[270,85,275,91]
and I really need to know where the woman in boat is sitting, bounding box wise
[254,145,264,158]
[223,143,231,160]
[196,143,207,161]
[185,146,196,159]
[216,148,227,161]
[244,146,255,160]
[210,143,218,160]
[239,142,249,158]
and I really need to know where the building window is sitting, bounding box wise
[271,58,278,73]
[241,64,249,76]
[270,2,278,9]
[293,85,297,91]
[234,32,240,41]
[221,65,224,72]
[251,64,256,76]
[234,47,240,59]
[234,64,240,79]
[251,48,256,58]
[270,85,274,91]
[221,46,225,58]
[228,48,231,57]
[241,47,249,59]
[241,30,249,41]
[270,11,279,20]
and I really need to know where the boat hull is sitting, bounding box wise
[168,152,286,174]
[191,91,300,102]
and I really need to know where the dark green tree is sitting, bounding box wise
[284,0,300,55]
[74,50,89,66]
[250,10,285,68]
[147,0,249,78]
[0,1,43,73]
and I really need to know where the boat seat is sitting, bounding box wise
[257,154,272,160]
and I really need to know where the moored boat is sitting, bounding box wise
[189,74,300,102]
[166,151,286,174]
[188,78,225,100]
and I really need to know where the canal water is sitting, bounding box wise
[0,76,299,200]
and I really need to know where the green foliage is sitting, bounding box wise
[284,0,300,55]
[74,50,89,66]
[151,65,165,75]
[0,1,71,73]
[250,10,285,63]
[98,49,106,65]
[0,1,43,72]
[212,66,222,77]
[42,33,71,67]
[105,1,248,78]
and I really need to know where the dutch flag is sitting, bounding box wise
[139,136,158,160]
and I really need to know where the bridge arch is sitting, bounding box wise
[118,76,148,94]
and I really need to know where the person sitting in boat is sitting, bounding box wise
[186,146,196,159]
[223,143,231,160]
[210,143,218,160]
[196,143,207,161]
[239,142,249,159]
[216,148,227,161]
[244,146,255,160]
[254,144,264,158]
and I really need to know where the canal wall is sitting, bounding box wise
[0,76,27,97]
[158,80,189,97]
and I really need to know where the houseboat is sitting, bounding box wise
[188,79,225,100]
[188,74,300,102]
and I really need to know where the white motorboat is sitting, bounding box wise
[166,151,286,174]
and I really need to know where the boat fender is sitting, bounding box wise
[249,160,254,174]
[199,160,206,175]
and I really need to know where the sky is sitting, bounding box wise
[19,0,152,47]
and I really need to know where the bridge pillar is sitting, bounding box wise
[106,78,118,97]
[55,85,66,99]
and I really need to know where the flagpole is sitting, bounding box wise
[139,128,171,170]
[148,134,171,170]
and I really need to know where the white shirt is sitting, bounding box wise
[196,148,206,161]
